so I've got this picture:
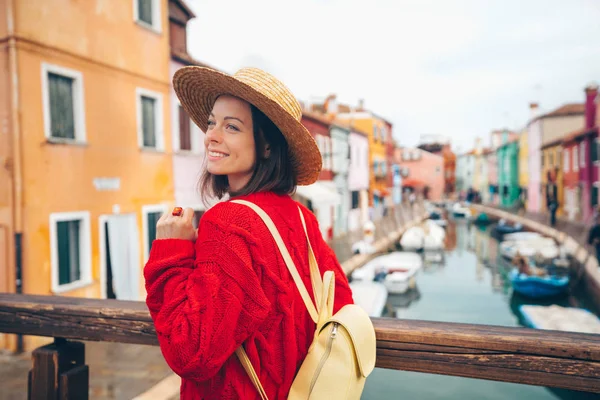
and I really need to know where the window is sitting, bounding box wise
[42,63,86,143]
[549,152,554,167]
[351,191,360,209]
[179,106,191,151]
[373,124,378,142]
[50,212,92,293]
[593,185,599,207]
[142,205,168,261]
[573,148,579,172]
[436,166,441,174]
[134,0,161,32]
[564,150,569,173]
[403,149,410,161]
[593,139,599,163]
[136,88,164,150]
[580,142,586,168]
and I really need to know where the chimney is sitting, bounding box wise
[357,99,364,111]
[323,94,338,115]
[585,82,598,129]
[529,102,539,121]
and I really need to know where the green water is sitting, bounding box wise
[362,220,599,400]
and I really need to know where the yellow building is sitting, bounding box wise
[1,0,175,350]
[336,110,389,207]
[518,129,529,204]
[541,141,563,216]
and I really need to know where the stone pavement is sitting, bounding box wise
[1,340,176,400]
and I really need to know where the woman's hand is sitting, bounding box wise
[156,207,198,241]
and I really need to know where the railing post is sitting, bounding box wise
[28,338,89,400]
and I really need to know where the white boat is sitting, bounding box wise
[384,271,417,294]
[351,251,423,287]
[503,232,543,242]
[349,281,388,317]
[400,220,446,250]
[520,305,600,334]
[452,203,472,218]
[351,240,376,255]
[500,237,559,260]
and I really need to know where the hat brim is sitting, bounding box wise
[173,67,322,185]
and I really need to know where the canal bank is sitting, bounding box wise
[472,204,600,311]
[362,219,598,400]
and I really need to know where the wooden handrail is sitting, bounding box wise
[1,294,599,393]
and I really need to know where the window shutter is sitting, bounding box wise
[179,106,191,151]
[49,73,75,139]
[57,220,80,285]
[141,96,156,148]
[592,140,599,163]
[593,187,599,207]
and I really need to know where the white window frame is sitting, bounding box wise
[42,63,87,144]
[573,147,579,172]
[142,204,169,262]
[173,102,203,154]
[136,88,164,151]
[133,0,162,33]
[49,211,92,294]
[564,149,569,173]
[580,142,586,168]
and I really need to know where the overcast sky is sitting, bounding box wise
[185,0,600,153]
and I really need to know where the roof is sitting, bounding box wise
[302,110,370,136]
[562,126,598,144]
[171,50,220,70]
[542,103,585,119]
[309,101,392,125]
[171,0,195,19]
[301,111,332,127]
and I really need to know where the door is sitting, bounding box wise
[102,214,140,300]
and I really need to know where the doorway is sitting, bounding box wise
[100,214,140,300]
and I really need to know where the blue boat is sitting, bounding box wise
[495,219,523,235]
[509,269,569,298]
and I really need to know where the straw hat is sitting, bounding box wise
[173,67,322,185]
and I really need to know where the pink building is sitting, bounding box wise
[168,0,219,223]
[397,147,444,201]
[486,150,499,205]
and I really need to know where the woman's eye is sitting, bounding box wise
[207,120,215,127]
[227,124,239,131]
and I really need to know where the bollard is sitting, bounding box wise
[28,338,89,400]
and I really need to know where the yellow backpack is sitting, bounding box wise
[232,200,377,400]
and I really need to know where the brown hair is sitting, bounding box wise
[198,103,297,205]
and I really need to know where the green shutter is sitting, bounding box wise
[147,212,161,251]
[57,220,80,285]
[48,73,75,139]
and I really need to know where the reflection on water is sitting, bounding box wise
[363,219,597,400]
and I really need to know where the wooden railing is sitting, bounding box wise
[0,293,599,399]
[2,202,599,398]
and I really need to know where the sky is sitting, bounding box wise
[184,0,600,154]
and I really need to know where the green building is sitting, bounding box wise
[497,140,520,208]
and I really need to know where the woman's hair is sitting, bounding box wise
[198,103,297,204]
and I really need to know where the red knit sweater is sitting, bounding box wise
[144,192,354,399]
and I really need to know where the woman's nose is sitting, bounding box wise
[205,125,223,143]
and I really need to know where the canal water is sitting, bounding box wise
[362,219,599,400]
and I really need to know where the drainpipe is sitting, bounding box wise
[7,0,24,352]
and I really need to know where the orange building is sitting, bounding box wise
[1,0,175,350]
[417,142,456,196]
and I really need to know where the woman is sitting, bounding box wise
[144,67,354,399]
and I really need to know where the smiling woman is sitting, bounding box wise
[142,67,368,400]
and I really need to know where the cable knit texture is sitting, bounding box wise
[144,192,354,399]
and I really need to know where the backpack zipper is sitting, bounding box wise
[308,323,339,397]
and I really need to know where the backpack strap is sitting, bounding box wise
[235,347,269,400]
[231,199,321,321]
[231,199,325,400]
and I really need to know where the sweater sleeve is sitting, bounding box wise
[143,214,271,382]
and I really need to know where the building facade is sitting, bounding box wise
[397,147,444,201]
[1,0,176,350]
[330,124,351,236]
[347,128,370,231]
[497,140,519,207]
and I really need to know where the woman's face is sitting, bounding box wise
[205,95,257,192]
